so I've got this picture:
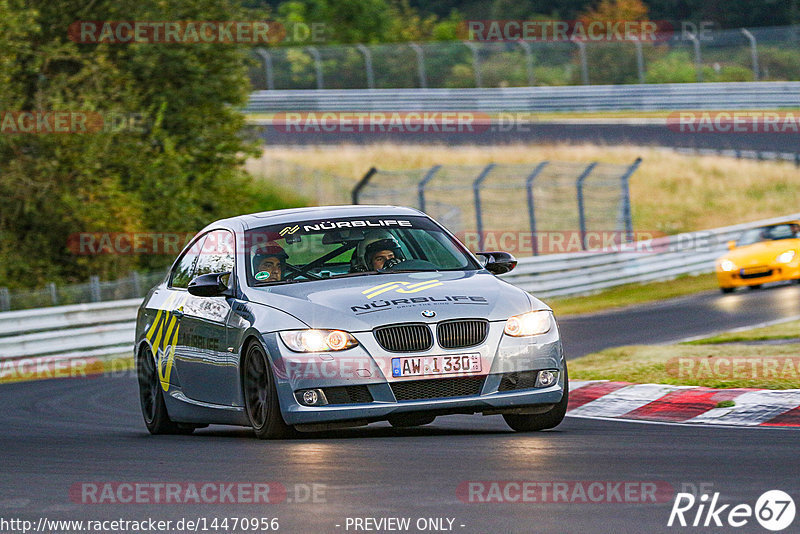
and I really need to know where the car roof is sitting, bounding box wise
[213,205,427,231]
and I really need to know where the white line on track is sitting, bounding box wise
[565,413,799,430]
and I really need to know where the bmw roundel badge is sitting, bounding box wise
[421,310,436,318]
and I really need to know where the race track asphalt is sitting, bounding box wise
[2,284,799,534]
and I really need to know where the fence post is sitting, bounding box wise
[472,163,496,250]
[686,32,703,82]
[305,46,324,89]
[633,38,645,84]
[0,287,9,312]
[572,39,589,85]
[409,43,427,88]
[740,28,759,81]
[619,158,642,243]
[254,48,275,90]
[356,44,375,89]
[525,162,549,256]
[90,275,101,302]
[47,282,58,305]
[575,162,598,251]
[463,41,482,88]
[417,165,442,213]
[795,152,799,168]
[132,271,142,297]
[517,40,535,86]
[352,167,377,204]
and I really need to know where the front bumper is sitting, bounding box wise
[716,263,800,288]
[263,320,566,426]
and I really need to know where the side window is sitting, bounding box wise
[194,230,235,278]
[170,235,206,289]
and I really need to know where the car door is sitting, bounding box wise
[146,234,204,394]
[173,229,238,406]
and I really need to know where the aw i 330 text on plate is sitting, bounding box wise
[135,205,567,438]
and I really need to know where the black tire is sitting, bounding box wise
[749,284,762,290]
[137,348,191,435]
[503,366,569,432]
[243,342,295,439]
[388,413,436,428]
[720,287,735,294]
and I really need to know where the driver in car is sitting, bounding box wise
[352,232,405,272]
[253,243,288,282]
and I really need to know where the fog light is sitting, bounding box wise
[303,390,318,405]
[536,370,558,387]
[297,389,327,406]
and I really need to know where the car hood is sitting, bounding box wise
[244,271,540,331]
[722,239,800,266]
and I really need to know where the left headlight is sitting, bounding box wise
[279,330,359,352]
[777,250,796,264]
[504,310,553,337]
[719,259,736,272]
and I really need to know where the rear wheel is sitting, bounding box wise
[137,348,192,435]
[388,413,436,428]
[720,287,734,294]
[503,366,569,432]
[243,342,294,439]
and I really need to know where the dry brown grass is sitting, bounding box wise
[250,143,800,234]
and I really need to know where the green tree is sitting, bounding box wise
[0,0,302,288]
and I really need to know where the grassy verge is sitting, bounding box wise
[684,319,800,345]
[570,320,800,389]
[569,343,800,389]
[546,273,717,316]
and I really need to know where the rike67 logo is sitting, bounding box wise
[668,490,796,531]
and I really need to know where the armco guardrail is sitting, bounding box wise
[501,212,800,298]
[2,213,798,363]
[0,299,139,363]
[245,82,800,113]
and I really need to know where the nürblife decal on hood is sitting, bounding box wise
[352,281,488,315]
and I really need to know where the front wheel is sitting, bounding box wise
[720,287,734,294]
[137,348,192,435]
[243,342,294,439]
[503,366,569,432]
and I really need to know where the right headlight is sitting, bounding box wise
[504,310,553,337]
[279,330,358,352]
[719,259,736,272]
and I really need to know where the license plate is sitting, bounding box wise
[391,354,481,377]
[741,267,770,275]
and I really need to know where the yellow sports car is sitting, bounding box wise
[716,221,800,293]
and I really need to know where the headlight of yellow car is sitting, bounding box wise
[777,250,796,264]
[279,330,358,352]
[719,259,736,272]
[504,310,553,337]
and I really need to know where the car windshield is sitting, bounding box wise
[244,215,480,285]
[737,223,800,246]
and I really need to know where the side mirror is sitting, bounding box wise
[476,251,517,275]
[727,240,736,251]
[188,272,231,297]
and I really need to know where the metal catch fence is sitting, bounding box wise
[352,159,641,256]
